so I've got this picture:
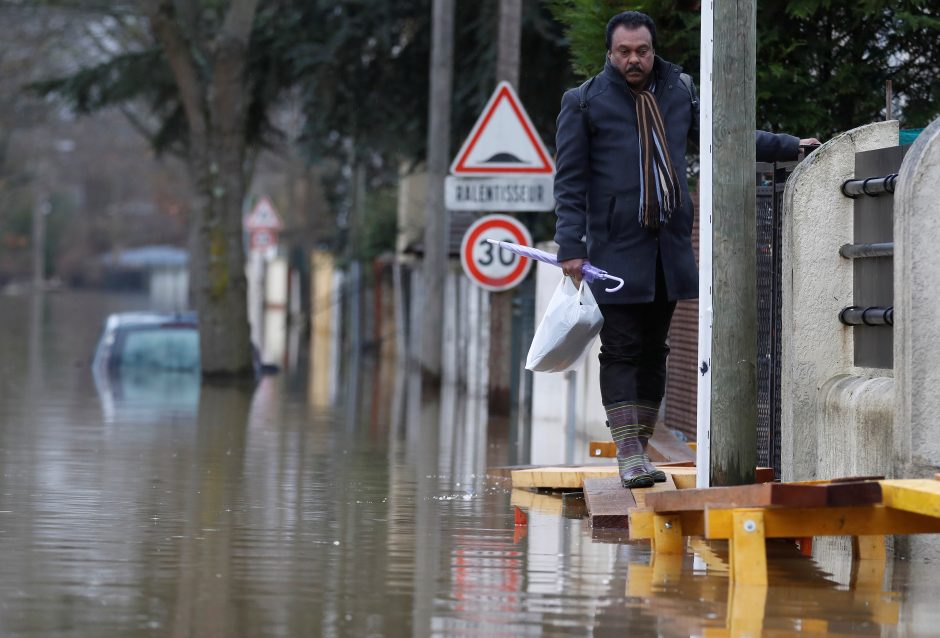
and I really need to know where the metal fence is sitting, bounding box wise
[755,161,796,479]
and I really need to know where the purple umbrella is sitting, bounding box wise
[485,239,625,292]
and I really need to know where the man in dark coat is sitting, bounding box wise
[554,11,818,488]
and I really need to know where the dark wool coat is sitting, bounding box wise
[553,56,799,304]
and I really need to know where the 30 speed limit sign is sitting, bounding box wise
[460,214,533,291]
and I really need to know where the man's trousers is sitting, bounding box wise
[597,257,677,407]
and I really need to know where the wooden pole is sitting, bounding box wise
[421,0,455,380]
[488,0,523,414]
[709,0,758,486]
[497,0,522,87]
[32,191,47,290]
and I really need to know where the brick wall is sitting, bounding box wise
[665,191,699,439]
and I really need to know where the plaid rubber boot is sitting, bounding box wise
[606,402,654,489]
[636,401,667,482]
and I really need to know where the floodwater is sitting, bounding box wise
[0,291,938,637]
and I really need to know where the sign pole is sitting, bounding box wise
[696,0,714,488]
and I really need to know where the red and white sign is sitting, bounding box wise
[245,197,282,258]
[450,82,555,176]
[245,197,283,232]
[249,229,277,251]
[460,215,533,292]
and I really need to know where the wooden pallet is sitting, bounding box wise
[581,475,677,528]
[511,463,774,490]
[629,478,940,585]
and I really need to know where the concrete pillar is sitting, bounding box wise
[894,115,940,477]
[895,113,940,593]
[780,121,897,482]
[262,257,288,366]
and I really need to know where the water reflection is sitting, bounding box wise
[94,368,200,423]
[0,291,938,636]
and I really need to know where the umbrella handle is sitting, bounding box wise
[601,274,624,293]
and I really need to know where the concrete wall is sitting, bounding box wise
[894,116,940,562]
[782,116,940,563]
[780,121,898,482]
[396,166,428,255]
[894,115,940,475]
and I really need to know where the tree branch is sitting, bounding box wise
[221,0,259,43]
[212,0,259,139]
[146,0,207,141]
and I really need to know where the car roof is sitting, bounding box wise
[104,311,198,332]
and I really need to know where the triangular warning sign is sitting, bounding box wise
[450,82,555,176]
[245,196,282,231]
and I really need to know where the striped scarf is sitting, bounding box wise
[632,84,682,229]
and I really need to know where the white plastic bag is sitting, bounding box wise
[525,276,604,372]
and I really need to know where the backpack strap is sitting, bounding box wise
[679,72,698,110]
[578,76,598,136]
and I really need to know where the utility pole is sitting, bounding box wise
[421,0,455,381]
[497,0,521,87]
[488,0,523,413]
[709,0,758,486]
[32,185,48,290]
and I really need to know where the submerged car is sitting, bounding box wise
[92,310,276,378]
[92,312,201,422]
[92,311,201,375]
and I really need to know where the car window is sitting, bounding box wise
[118,327,200,371]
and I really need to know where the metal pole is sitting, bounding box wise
[710,0,758,486]
[839,242,894,259]
[696,0,715,488]
[421,0,455,380]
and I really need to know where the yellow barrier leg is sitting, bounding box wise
[852,535,886,561]
[651,553,684,587]
[653,513,684,555]
[730,509,768,586]
[727,583,768,638]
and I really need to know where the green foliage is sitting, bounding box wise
[757,0,940,135]
[545,0,700,78]
[547,0,940,137]
[359,186,399,262]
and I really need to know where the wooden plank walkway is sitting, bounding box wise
[511,463,774,490]
[642,480,882,512]
[581,475,677,528]
[627,478,940,585]
[582,478,635,528]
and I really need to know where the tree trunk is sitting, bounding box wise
[149,0,259,378]
[188,146,254,378]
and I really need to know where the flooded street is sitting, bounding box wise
[1,291,938,637]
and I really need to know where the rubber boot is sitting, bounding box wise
[606,402,654,489]
[636,401,667,482]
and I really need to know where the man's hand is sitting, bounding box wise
[561,258,585,286]
[800,137,821,147]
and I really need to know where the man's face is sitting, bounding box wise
[608,25,654,89]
